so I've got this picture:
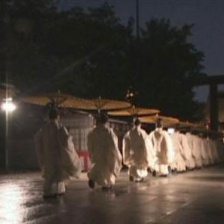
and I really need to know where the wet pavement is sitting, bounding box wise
[1,165,224,224]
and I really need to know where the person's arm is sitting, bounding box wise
[58,126,81,178]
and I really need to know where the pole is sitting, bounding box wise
[136,0,140,40]
[209,82,218,131]
[0,112,7,170]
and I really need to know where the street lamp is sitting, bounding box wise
[0,97,16,171]
[1,98,16,112]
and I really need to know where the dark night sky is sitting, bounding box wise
[58,0,224,102]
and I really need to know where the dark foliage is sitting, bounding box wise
[0,0,206,121]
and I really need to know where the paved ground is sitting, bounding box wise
[1,165,224,224]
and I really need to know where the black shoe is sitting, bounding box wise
[152,170,156,177]
[129,176,134,182]
[43,194,57,199]
[88,179,95,189]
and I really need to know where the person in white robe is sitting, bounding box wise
[192,134,204,168]
[169,130,186,172]
[87,113,122,190]
[180,132,196,170]
[148,119,175,176]
[186,132,203,168]
[122,118,155,182]
[34,107,81,199]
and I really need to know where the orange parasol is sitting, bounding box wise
[84,96,131,112]
[108,105,159,117]
[21,91,93,110]
[139,115,179,127]
[176,121,197,128]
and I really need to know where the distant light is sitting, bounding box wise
[167,127,175,134]
[1,98,16,112]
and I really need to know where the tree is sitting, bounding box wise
[0,0,58,92]
[48,3,133,99]
[1,2,133,100]
[128,19,206,121]
[1,1,206,122]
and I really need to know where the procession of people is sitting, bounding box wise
[34,108,224,198]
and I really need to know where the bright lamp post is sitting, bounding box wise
[1,98,16,112]
[0,98,16,170]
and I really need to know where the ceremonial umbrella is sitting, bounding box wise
[139,115,179,127]
[21,91,93,110]
[108,106,159,117]
[175,121,211,133]
[83,97,131,112]
[176,121,197,129]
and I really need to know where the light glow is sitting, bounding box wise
[1,98,16,112]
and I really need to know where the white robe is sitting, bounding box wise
[123,126,155,179]
[87,124,122,186]
[170,132,186,172]
[180,133,196,169]
[148,128,175,176]
[188,133,203,168]
[34,120,81,195]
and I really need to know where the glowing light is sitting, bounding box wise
[1,98,16,112]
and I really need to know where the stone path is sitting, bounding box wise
[1,165,224,224]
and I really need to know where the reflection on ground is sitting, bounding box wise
[1,165,224,224]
